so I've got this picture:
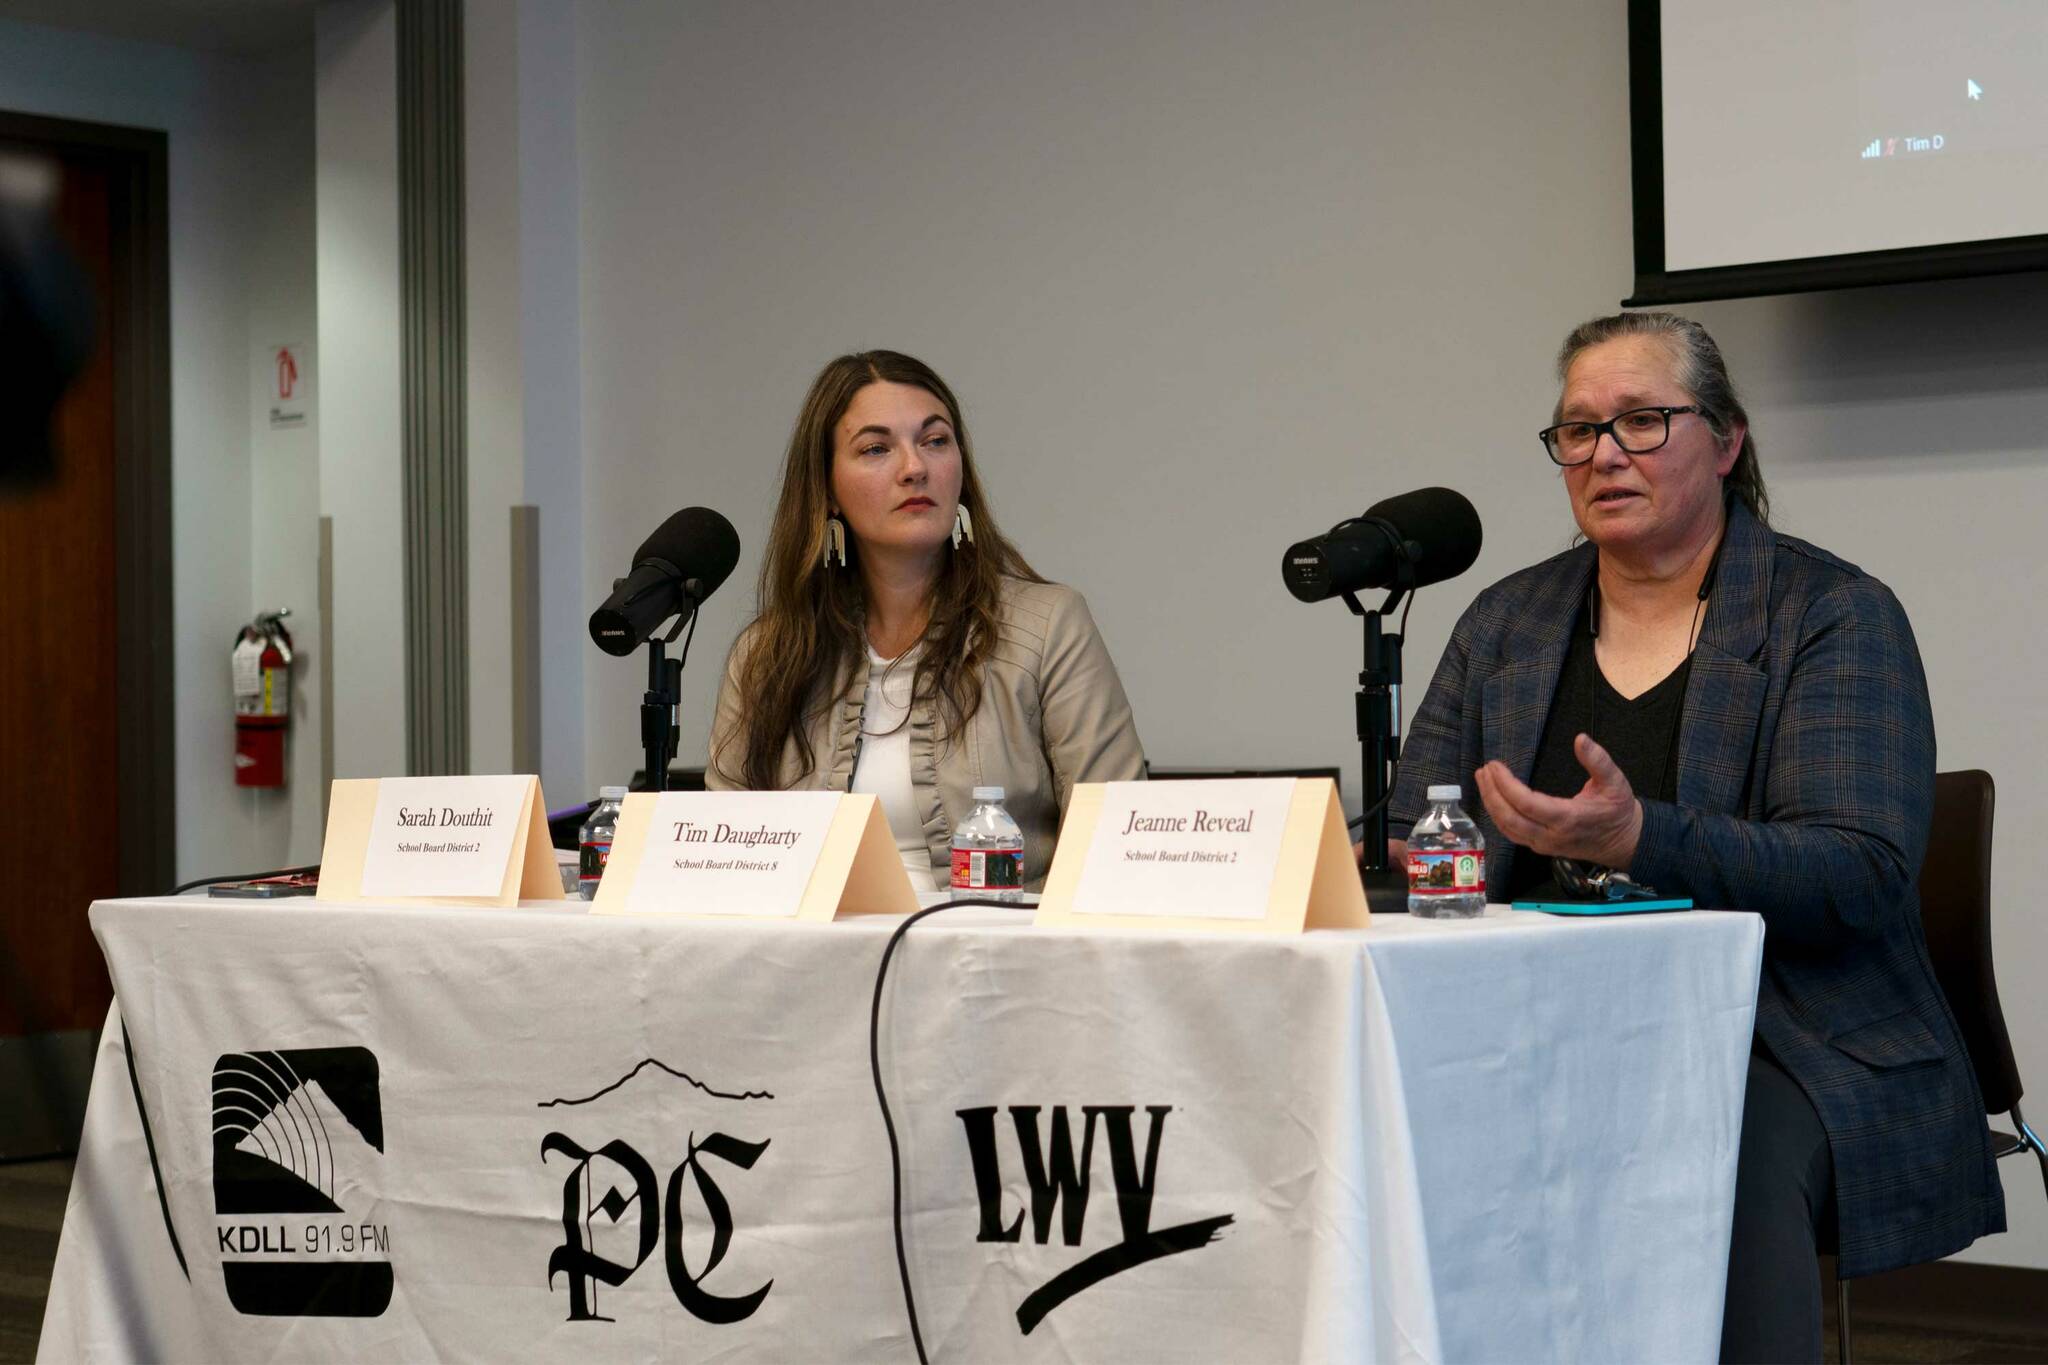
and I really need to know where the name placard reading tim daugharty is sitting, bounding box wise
[1070,779,1293,920]
[623,791,840,917]
[358,775,536,898]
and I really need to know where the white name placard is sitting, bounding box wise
[1069,780,1291,919]
[1037,778,1368,935]
[358,776,537,898]
[619,791,840,917]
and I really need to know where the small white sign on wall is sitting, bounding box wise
[264,341,313,430]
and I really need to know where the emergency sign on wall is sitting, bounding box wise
[267,342,311,430]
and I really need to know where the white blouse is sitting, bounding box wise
[849,646,940,892]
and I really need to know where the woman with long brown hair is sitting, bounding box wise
[707,350,1144,892]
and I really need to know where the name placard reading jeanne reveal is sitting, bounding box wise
[592,791,918,920]
[317,776,562,906]
[1067,780,1289,919]
[1036,778,1368,934]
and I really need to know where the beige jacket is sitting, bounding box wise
[707,579,1145,890]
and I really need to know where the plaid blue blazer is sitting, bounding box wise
[1390,500,2005,1277]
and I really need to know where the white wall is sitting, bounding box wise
[462,0,587,808]
[321,0,587,813]
[0,18,320,878]
[568,0,2047,1268]
[571,0,1626,799]
[466,0,519,779]
[515,0,585,809]
[315,0,407,790]
[242,47,323,865]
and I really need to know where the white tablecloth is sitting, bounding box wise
[39,897,1761,1363]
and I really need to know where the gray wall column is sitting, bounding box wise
[398,0,468,774]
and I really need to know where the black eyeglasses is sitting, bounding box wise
[1538,405,1704,467]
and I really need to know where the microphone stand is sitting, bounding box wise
[637,580,705,793]
[1344,549,1414,915]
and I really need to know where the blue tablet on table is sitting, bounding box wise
[1512,898,1693,915]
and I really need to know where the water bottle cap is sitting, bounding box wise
[598,786,629,800]
[972,786,1005,802]
[1426,784,1462,802]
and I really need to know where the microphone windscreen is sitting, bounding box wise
[1364,487,1482,589]
[636,506,741,599]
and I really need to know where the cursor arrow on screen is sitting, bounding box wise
[1967,79,1983,100]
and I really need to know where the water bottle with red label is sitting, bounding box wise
[1407,784,1486,918]
[951,786,1025,901]
[577,787,628,900]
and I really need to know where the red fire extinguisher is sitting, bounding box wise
[233,610,293,788]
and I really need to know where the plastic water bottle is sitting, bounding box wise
[951,786,1025,901]
[578,786,628,900]
[1407,784,1486,918]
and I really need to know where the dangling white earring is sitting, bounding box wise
[824,515,847,569]
[952,504,974,549]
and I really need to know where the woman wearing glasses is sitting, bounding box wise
[1388,312,2002,1362]
[706,349,1144,893]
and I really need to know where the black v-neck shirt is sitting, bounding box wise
[1503,602,1693,902]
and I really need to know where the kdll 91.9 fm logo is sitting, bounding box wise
[211,1047,391,1318]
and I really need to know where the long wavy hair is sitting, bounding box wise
[1555,311,1769,526]
[713,351,1043,790]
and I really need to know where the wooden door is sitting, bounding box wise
[0,150,119,1045]
[0,114,171,1157]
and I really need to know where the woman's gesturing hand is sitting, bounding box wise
[1474,734,1643,869]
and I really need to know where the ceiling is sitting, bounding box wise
[0,0,315,56]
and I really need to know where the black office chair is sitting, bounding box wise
[1835,769,2043,1362]
[1919,771,2044,1186]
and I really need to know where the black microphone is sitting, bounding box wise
[1281,487,1482,603]
[589,507,741,656]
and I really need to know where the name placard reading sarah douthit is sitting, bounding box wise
[592,791,918,920]
[317,775,562,905]
[1036,778,1368,934]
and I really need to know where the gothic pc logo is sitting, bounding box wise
[211,1048,391,1317]
[537,1058,776,1326]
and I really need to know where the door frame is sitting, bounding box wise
[1,108,174,898]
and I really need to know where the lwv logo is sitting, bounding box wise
[956,1104,1233,1334]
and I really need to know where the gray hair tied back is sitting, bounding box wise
[1556,311,1769,527]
